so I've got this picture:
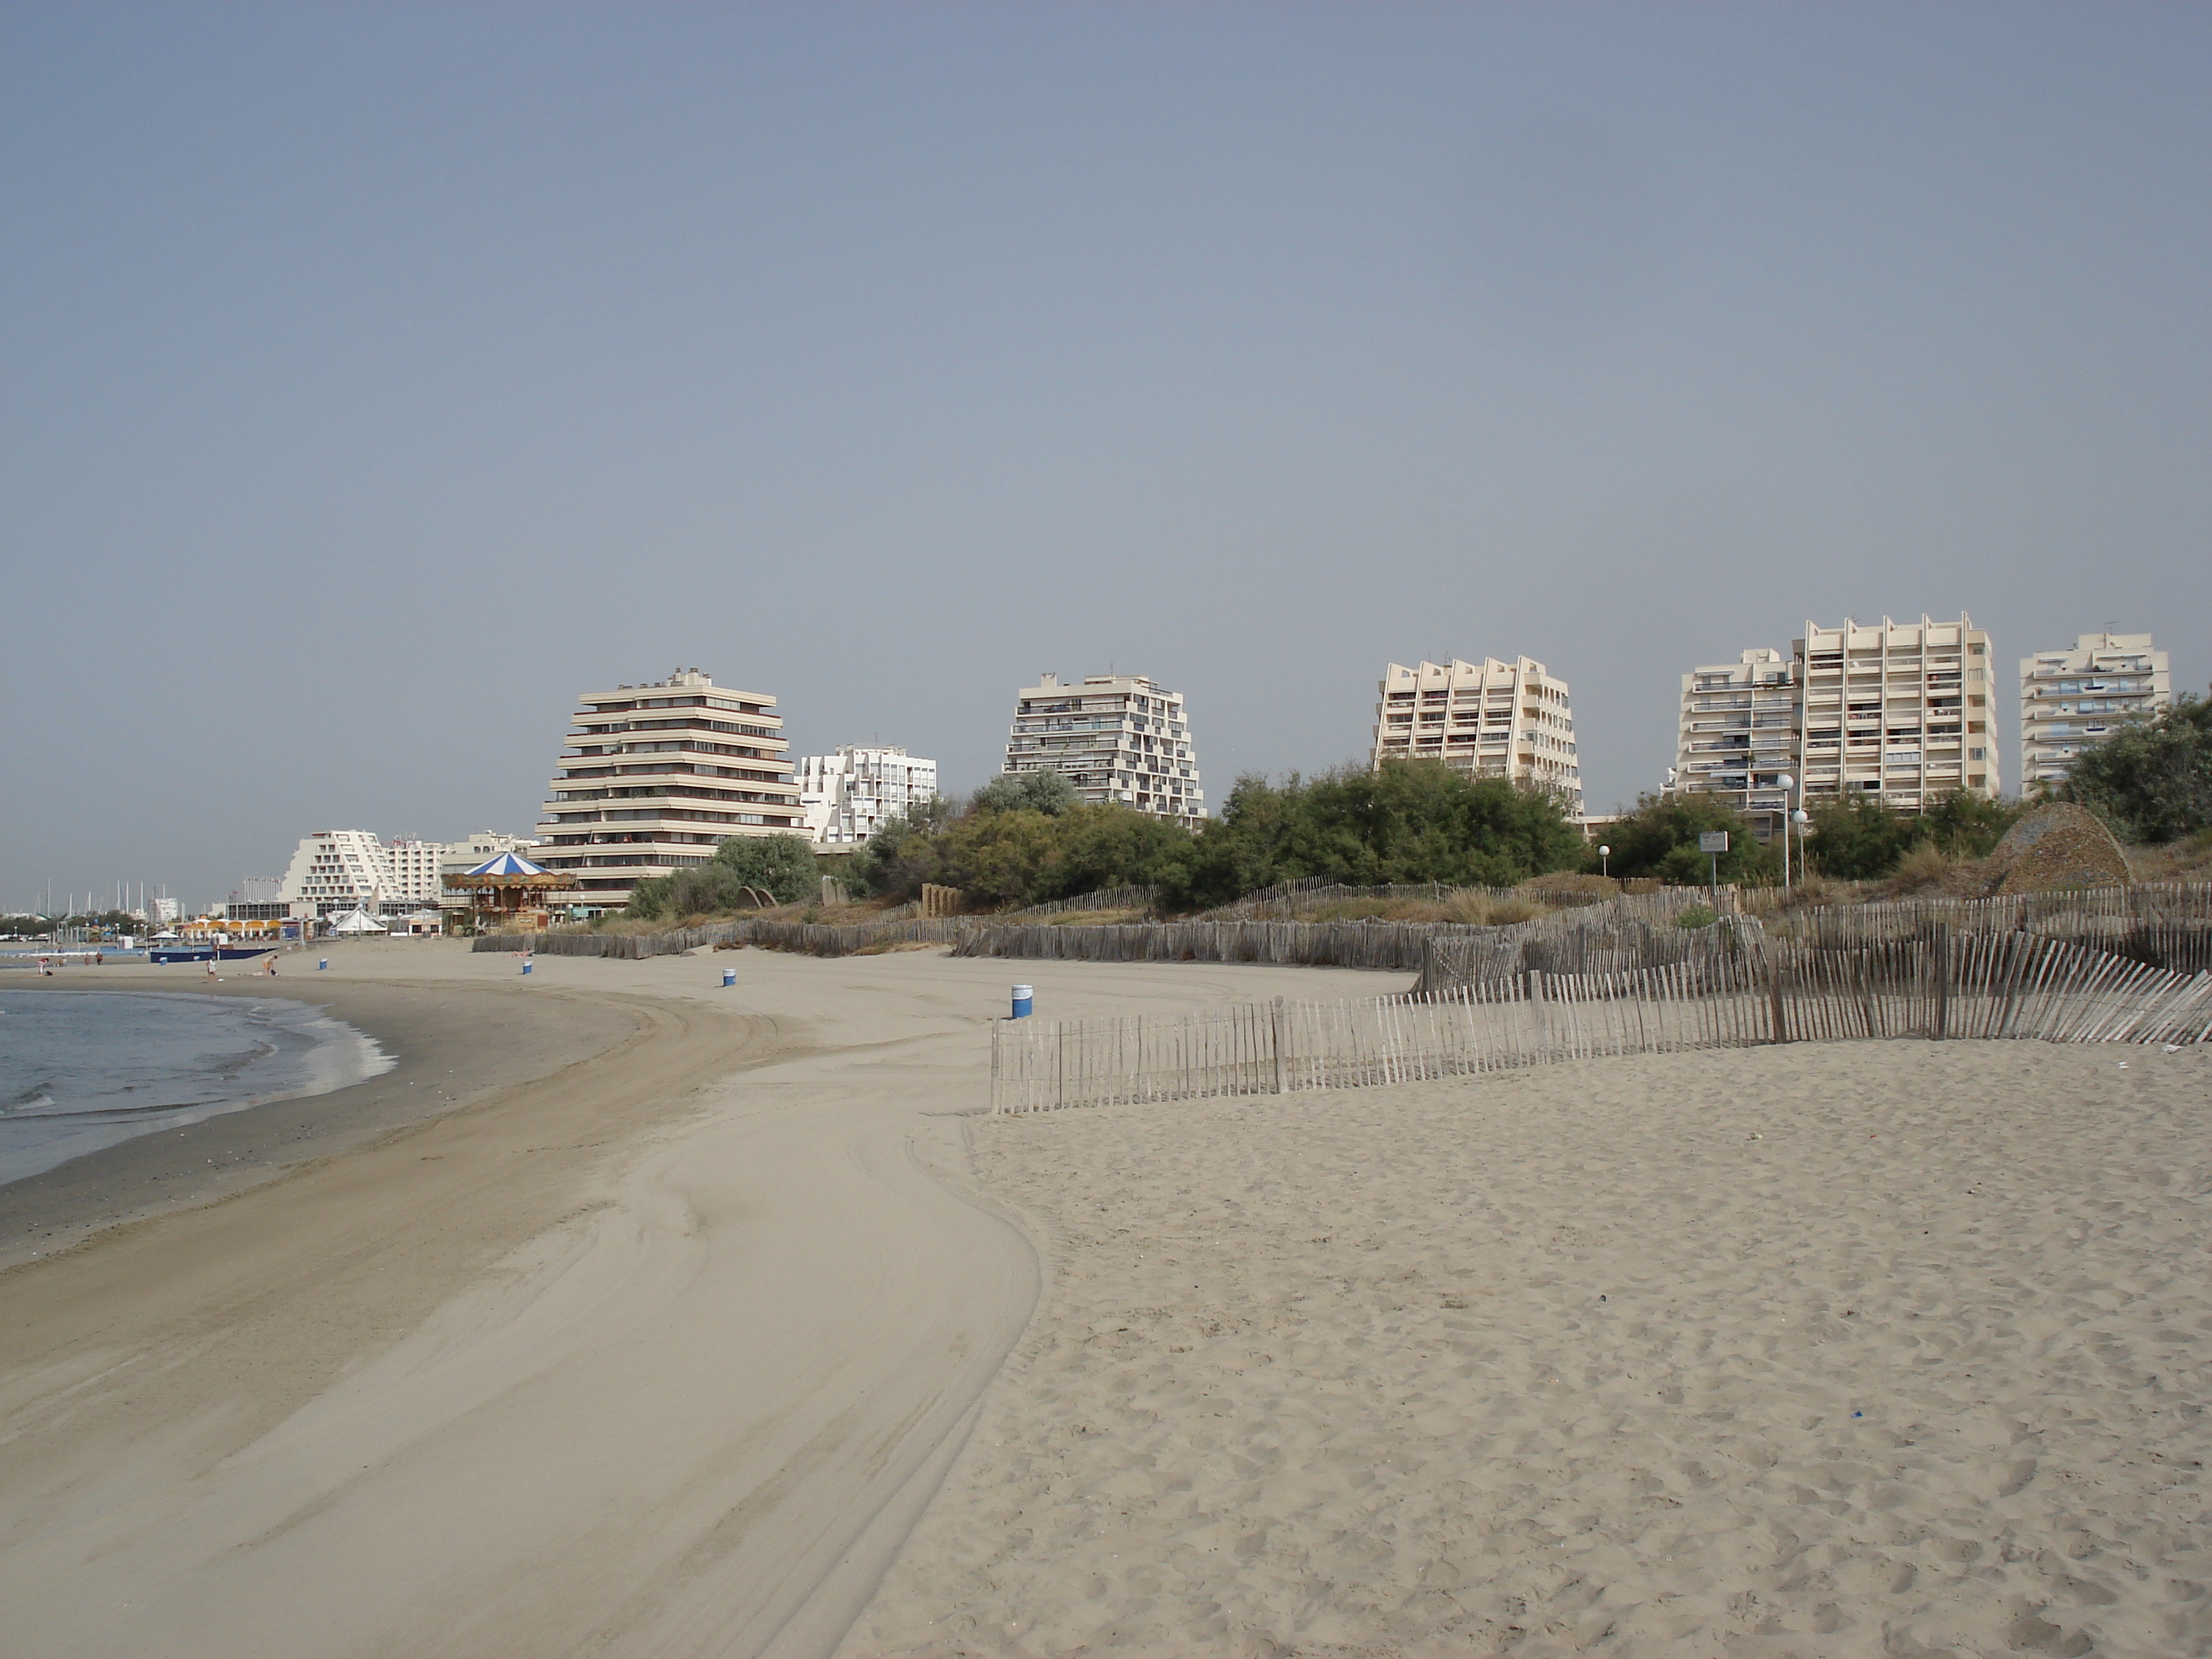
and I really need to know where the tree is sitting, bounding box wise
[626,833,820,918]
[1599,792,1778,886]
[1159,760,1584,909]
[1802,795,1921,880]
[1801,789,2024,879]
[871,802,1193,907]
[970,770,1079,816]
[2063,688,2212,843]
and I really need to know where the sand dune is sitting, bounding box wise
[846,1038,2212,1657]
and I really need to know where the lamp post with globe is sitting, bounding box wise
[1598,844,1611,880]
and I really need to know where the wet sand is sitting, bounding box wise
[0,974,639,1267]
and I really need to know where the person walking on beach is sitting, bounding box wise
[207,958,218,983]
[265,953,278,976]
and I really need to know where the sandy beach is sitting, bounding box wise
[3,940,2208,1656]
[848,1038,2212,1657]
[0,939,1384,1657]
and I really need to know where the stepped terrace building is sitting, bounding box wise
[1372,657,1582,814]
[1002,672,1204,828]
[534,668,804,914]
[2020,632,2170,792]
[274,830,397,918]
[1793,615,1999,810]
[1672,649,1801,841]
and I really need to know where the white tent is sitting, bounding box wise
[152,929,180,940]
[326,909,389,935]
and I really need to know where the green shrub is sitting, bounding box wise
[1159,760,1583,910]
[2062,688,2212,843]
[1599,793,1777,886]
[626,833,820,918]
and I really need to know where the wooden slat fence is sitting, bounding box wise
[1192,878,1635,922]
[993,885,1160,920]
[991,928,2212,1113]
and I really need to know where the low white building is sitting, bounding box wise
[2020,632,2171,792]
[797,747,939,846]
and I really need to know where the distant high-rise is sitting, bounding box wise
[1372,657,1582,813]
[1002,672,1204,828]
[797,746,939,846]
[533,668,804,914]
[1672,648,1800,842]
[2019,632,2170,792]
[1793,615,1999,809]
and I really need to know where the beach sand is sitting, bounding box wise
[846,1039,2212,1658]
[0,939,1387,1657]
[5,942,2209,1656]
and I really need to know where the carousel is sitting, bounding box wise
[442,851,579,933]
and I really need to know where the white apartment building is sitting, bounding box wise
[268,829,542,918]
[1793,615,1999,809]
[1372,657,1583,813]
[534,668,804,914]
[1003,672,1205,828]
[797,746,939,846]
[276,830,397,917]
[1672,648,1800,839]
[2020,632,2170,791]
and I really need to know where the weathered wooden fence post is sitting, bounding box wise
[1932,921,1951,1041]
[1272,996,1288,1094]
[990,1017,1002,1113]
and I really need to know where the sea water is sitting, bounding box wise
[0,992,394,1186]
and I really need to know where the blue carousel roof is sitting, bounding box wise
[463,851,549,878]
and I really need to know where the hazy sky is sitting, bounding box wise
[4,3,2207,910]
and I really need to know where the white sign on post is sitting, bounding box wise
[1698,830,1730,854]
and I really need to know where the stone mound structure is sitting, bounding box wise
[1983,801,2133,895]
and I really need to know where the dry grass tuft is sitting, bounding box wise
[1518,871,1620,901]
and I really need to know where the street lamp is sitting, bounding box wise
[1598,844,1610,880]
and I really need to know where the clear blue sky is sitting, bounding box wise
[4,3,2207,910]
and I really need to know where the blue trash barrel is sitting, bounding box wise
[1011,983,1034,1019]
[522,959,533,975]
[317,958,328,971]
[723,967,737,987]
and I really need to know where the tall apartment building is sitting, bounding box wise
[534,668,804,914]
[1003,672,1205,828]
[1672,648,1800,839]
[2020,632,2170,792]
[797,746,939,846]
[1793,615,1999,809]
[1372,657,1583,813]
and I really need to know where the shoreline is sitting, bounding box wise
[0,974,643,1270]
